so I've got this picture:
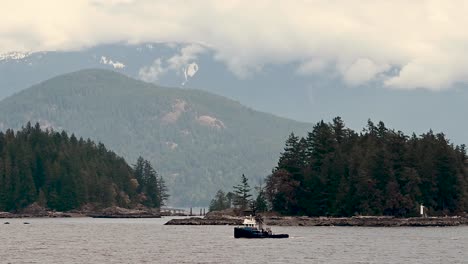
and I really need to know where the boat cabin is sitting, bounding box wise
[242,217,257,227]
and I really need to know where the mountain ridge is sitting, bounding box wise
[0,69,312,206]
[1,42,466,147]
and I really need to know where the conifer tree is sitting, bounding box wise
[209,190,230,211]
[252,185,268,213]
[233,174,252,211]
[157,175,170,206]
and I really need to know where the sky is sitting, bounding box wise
[1,0,468,91]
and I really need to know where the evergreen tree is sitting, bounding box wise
[133,156,145,193]
[208,190,230,211]
[251,185,268,213]
[142,160,160,208]
[157,175,170,207]
[233,174,252,211]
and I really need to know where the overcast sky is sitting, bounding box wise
[2,0,467,90]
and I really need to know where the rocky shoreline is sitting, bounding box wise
[0,211,81,218]
[165,216,468,227]
[0,204,161,219]
[164,217,243,225]
[86,206,161,218]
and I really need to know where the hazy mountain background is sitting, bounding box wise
[0,69,311,206]
[1,42,466,146]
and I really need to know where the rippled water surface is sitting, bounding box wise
[0,217,467,263]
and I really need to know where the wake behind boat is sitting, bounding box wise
[234,215,288,239]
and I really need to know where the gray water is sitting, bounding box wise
[0,217,467,264]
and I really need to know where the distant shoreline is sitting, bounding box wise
[3,212,467,227]
[165,216,468,227]
[0,212,162,219]
[0,211,84,219]
[0,206,161,219]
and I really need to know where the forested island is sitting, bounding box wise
[205,118,468,220]
[0,123,168,217]
[266,117,467,217]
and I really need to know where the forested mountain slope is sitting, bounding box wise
[0,69,311,205]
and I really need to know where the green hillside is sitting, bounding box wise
[0,124,167,212]
[0,69,311,206]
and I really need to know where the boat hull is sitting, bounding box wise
[234,227,289,239]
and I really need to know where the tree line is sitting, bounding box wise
[209,117,468,217]
[265,117,468,217]
[0,123,168,212]
[209,174,267,213]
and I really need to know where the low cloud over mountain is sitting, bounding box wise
[3,1,468,90]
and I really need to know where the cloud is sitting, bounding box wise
[342,58,390,86]
[91,0,135,5]
[138,58,166,82]
[138,43,205,82]
[2,1,468,90]
[166,44,205,71]
[296,59,328,75]
[100,56,125,69]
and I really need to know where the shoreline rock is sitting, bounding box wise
[164,217,242,225]
[87,206,161,218]
[165,216,468,227]
[0,211,80,218]
[0,205,161,219]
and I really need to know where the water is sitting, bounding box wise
[1,217,467,263]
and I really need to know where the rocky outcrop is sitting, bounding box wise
[87,206,161,218]
[204,208,237,219]
[18,203,48,217]
[264,216,468,227]
[165,215,468,227]
[196,115,225,129]
[0,210,75,218]
[0,205,160,218]
[165,217,243,225]
[161,99,187,123]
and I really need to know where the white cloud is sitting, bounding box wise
[183,63,199,86]
[138,43,205,83]
[167,44,205,71]
[2,1,468,90]
[91,0,135,5]
[296,59,328,75]
[342,58,390,86]
[138,58,166,82]
[100,56,125,69]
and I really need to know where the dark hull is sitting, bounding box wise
[234,227,289,239]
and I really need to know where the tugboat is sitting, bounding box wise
[234,215,288,239]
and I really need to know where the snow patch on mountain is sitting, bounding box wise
[100,56,125,69]
[0,51,32,62]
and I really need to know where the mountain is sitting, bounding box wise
[1,42,467,147]
[0,69,311,206]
